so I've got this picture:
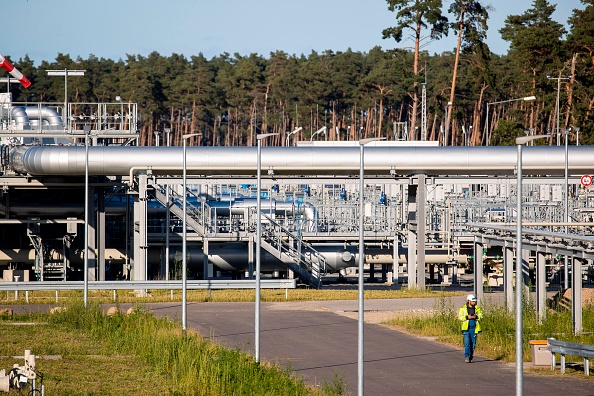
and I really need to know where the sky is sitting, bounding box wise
[1,0,585,66]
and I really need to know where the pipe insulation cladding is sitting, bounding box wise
[9,145,594,177]
[0,246,465,271]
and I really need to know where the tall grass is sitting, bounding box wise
[384,295,594,364]
[47,302,340,395]
[3,287,464,304]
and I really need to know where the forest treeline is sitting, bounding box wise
[4,0,594,147]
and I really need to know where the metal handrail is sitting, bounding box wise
[0,279,296,291]
[156,184,212,235]
[259,212,328,280]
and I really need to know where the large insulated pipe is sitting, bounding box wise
[0,245,467,271]
[23,106,64,129]
[0,106,63,130]
[9,145,594,177]
[168,245,464,272]
[0,106,32,130]
[0,248,131,266]
[0,200,166,217]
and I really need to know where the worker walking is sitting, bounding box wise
[458,294,483,363]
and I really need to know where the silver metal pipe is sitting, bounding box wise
[10,145,594,177]
[22,106,63,128]
[0,246,463,270]
[0,106,63,130]
[4,106,31,130]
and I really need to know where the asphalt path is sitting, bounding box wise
[5,296,594,395]
[141,297,594,396]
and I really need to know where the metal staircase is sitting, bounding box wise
[152,184,326,287]
[259,212,327,288]
[152,185,209,236]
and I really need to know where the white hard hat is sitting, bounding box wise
[467,294,477,301]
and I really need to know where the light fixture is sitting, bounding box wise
[357,136,385,395]
[310,126,327,141]
[285,127,302,147]
[83,124,92,308]
[546,74,572,146]
[47,69,86,129]
[181,133,202,331]
[255,132,279,363]
[485,96,537,146]
[514,133,550,395]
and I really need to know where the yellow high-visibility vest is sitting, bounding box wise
[458,304,483,333]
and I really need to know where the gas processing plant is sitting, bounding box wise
[1,68,594,333]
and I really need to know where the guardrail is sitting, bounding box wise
[547,337,594,375]
[0,279,297,292]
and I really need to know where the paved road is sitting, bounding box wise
[6,295,594,395]
[146,296,593,396]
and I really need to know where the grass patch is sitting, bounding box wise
[1,303,342,395]
[383,295,594,374]
[2,287,464,304]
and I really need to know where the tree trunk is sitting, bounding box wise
[189,102,196,143]
[472,83,487,145]
[263,83,270,135]
[429,113,438,141]
[378,99,384,139]
[409,21,422,136]
[566,53,577,133]
[446,11,466,146]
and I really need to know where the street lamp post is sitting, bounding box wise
[255,133,279,363]
[547,74,572,146]
[486,96,536,146]
[562,127,572,290]
[83,124,92,308]
[515,134,550,396]
[164,127,171,147]
[164,126,172,282]
[285,127,302,147]
[357,136,385,396]
[462,125,469,146]
[444,102,452,146]
[182,133,202,331]
[310,126,327,141]
[47,69,86,128]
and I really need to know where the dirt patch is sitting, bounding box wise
[562,288,594,307]
[332,309,437,324]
